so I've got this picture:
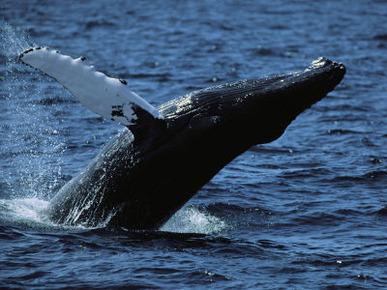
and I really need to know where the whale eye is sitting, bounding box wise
[119,79,127,85]
[80,56,86,61]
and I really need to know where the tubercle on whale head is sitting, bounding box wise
[159,58,346,149]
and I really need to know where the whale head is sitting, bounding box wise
[157,58,346,153]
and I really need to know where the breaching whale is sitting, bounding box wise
[19,47,346,230]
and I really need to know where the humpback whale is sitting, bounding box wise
[19,47,346,230]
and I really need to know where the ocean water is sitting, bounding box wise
[1,0,386,288]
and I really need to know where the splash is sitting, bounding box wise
[0,198,51,226]
[161,206,229,234]
[0,21,35,57]
[0,197,229,234]
[0,197,113,230]
[0,22,66,200]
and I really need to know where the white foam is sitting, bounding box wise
[0,198,229,234]
[0,198,51,225]
[160,206,229,234]
[0,198,108,230]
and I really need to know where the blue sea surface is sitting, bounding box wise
[1,0,386,288]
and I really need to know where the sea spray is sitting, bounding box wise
[0,22,66,200]
[0,22,35,58]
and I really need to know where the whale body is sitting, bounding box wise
[19,47,346,230]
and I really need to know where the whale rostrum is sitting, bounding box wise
[19,47,346,230]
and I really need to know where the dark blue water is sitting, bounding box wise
[1,0,386,288]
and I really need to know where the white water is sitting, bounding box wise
[0,197,228,235]
[161,206,229,234]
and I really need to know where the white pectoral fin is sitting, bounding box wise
[19,47,163,127]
